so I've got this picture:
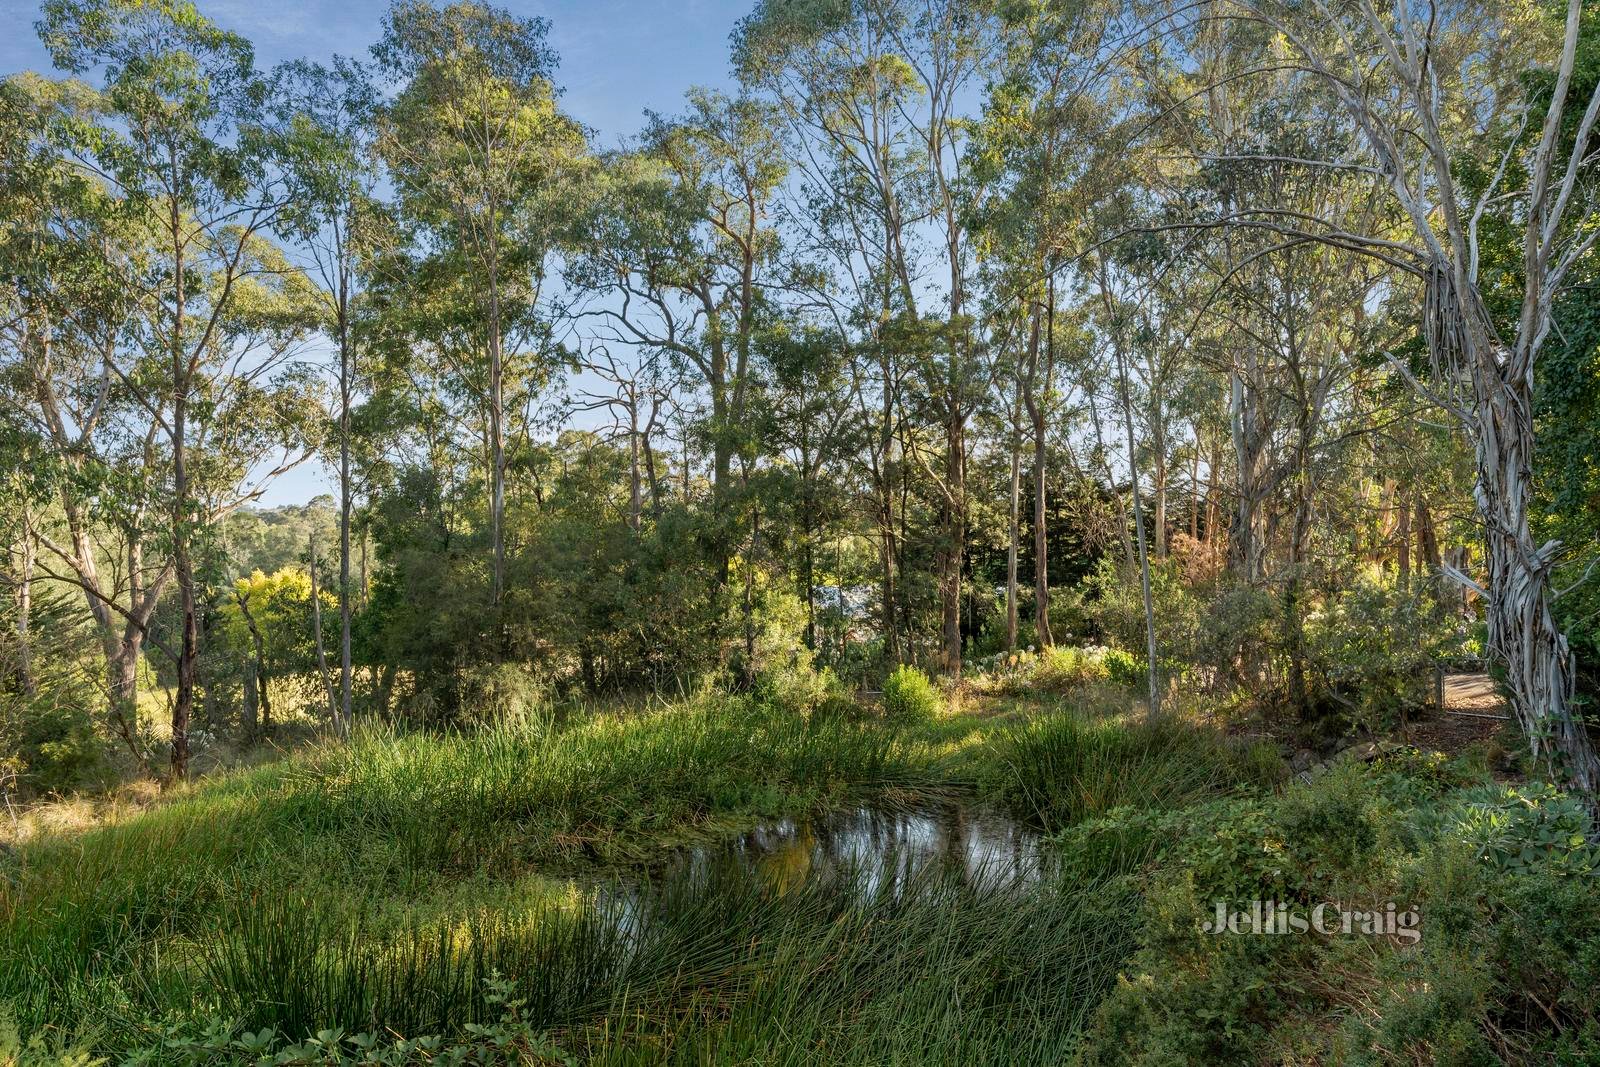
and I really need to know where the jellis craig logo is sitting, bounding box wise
[1203,900,1420,944]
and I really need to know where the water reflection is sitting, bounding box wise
[594,806,1048,944]
[637,805,1045,893]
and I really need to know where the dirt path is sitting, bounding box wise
[1441,672,1509,716]
[1402,671,1509,758]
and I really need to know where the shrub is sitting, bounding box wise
[1304,576,1471,733]
[1191,583,1281,703]
[5,691,108,797]
[1034,646,1110,692]
[881,665,940,721]
[115,976,576,1065]
[1449,782,1599,876]
[455,662,551,727]
[1102,648,1144,690]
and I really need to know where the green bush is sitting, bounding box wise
[116,976,576,1065]
[1305,576,1471,733]
[881,664,940,721]
[1102,648,1144,690]
[5,691,107,797]
[1034,646,1111,692]
[1078,755,1600,1066]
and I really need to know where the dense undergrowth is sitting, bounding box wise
[3,682,1597,1064]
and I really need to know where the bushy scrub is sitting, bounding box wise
[454,662,552,727]
[1034,646,1111,692]
[1084,557,1204,676]
[1078,755,1600,1065]
[882,664,940,721]
[1189,582,1281,705]
[1101,648,1145,690]
[111,976,574,1066]
[3,689,108,797]
[1304,575,1472,732]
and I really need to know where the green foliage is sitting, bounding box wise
[1035,646,1111,691]
[219,568,335,681]
[882,664,940,721]
[0,1014,99,1067]
[1101,648,1144,690]
[1303,576,1471,732]
[119,976,575,1066]
[1450,782,1600,876]
[7,692,107,796]
[1076,754,1600,1065]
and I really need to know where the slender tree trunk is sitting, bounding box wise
[237,591,270,735]
[1032,390,1052,649]
[1023,300,1054,647]
[1415,495,1441,587]
[941,400,965,677]
[12,511,34,695]
[169,202,196,782]
[1228,370,1268,584]
[1038,286,1056,644]
[310,532,336,725]
[1285,457,1315,722]
[804,529,817,651]
[337,273,354,734]
[1149,367,1168,561]
[487,222,507,616]
[1189,423,1202,541]
[642,431,661,520]
[1006,410,1022,654]
[1104,267,1161,718]
[627,410,642,533]
[242,655,259,740]
[1396,498,1412,590]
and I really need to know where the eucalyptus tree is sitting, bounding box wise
[571,344,677,533]
[570,89,787,584]
[1177,0,1600,793]
[737,0,1003,675]
[970,0,1163,652]
[274,56,383,734]
[762,320,861,652]
[33,0,324,777]
[0,72,171,759]
[374,0,586,613]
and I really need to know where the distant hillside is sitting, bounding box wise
[220,497,339,580]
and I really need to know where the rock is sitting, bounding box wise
[1290,749,1317,773]
[1341,741,1380,762]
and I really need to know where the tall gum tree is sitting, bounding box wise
[35,0,315,778]
[1176,0,1600,793]
[374,0,586,617]
[736,0,1001,676]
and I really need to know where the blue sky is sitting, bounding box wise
[0,0,749,505]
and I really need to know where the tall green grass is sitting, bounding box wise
[986,712,1282,830]
[0,693,950,1038]
[101,857,1138,1065]
[1,691,1273,1059]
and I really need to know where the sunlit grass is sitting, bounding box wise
[0,684,1271,1057]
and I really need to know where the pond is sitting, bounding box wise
[596,804,1051,940]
